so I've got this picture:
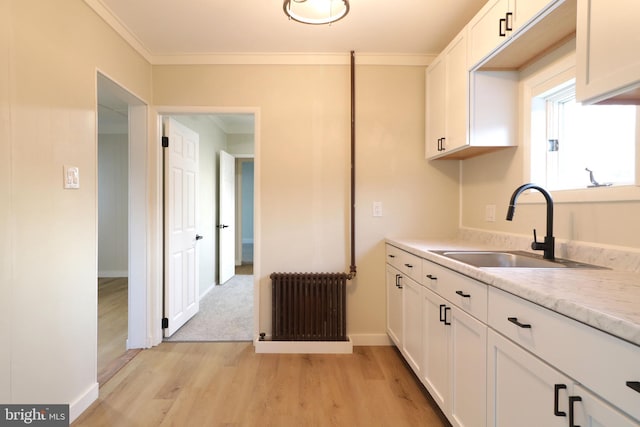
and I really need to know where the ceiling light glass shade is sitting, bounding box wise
[283,0,350,25]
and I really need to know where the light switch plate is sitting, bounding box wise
[485,204,496,222]
[64,165,80,189]
[373,201,383,217]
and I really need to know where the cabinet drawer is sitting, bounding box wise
[386,244,422,283]
[488,287,640,421]
[422,259,487,322]
[386,244,403,270]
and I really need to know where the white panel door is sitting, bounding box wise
[163,117,199,337]
[218,150,235,285]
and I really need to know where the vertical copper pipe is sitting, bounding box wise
[349,51,357,277]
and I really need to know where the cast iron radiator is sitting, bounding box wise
[271,272,348,341]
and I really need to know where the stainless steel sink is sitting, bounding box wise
[433,250,605,269]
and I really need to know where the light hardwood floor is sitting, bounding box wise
[74,342,449,427]
[98,277,129,383]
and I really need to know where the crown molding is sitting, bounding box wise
[151,53,436,66]
[85,0,436,67]
[84,0,153,63]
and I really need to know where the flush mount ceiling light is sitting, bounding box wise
[283,0,350,25]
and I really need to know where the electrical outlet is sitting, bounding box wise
[63,165,80,189]
[372,201,383,217]
[485,204,496,222]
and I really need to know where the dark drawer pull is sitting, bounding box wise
[627,381,640,394]
[395,274,403,289]
[505,12,513,31]
[499,17,507,37]
[388,254,396,258]
[426,274,437,280]
[569,396,582,427]
[444,306,451,325]
[554,384,567,417]
[439,304,446,322]
[455,290,471,298]
[508,317,532,329]
[404,263,413,268]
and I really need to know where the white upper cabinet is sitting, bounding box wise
[469,0,576,70]
[576,0,640,104]
[468,0,510,68]
[426,29,469,159]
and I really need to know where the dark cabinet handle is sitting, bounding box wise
[404,263,413,268]
[627,381,640,394]
[439,304,446,322]
[444,306,451,325]
[441,137,446,151]
[196,234,203,240]
[395,274,403,289]
[505,12,513,31]
[426,274,437,281]
[388,254,396,258]
[508,317,532,329]
[455,290,471,298]
[569,396,582,427]
[554,384,567,417]
[499,17,507,37]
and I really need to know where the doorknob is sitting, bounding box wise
[216,224,229,229]
[196,234,203,240]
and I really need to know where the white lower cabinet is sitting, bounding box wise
[385,264,403,347]
[487,329,570,427]
[402,275,422,374]
[488,329,640,427]
[422,288,450,409]
[572,384,640,427]
[385,244,640,427]
[422,286,487,427]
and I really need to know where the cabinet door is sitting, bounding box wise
[402,277,422,375]
[426,55,446,159]
[468,0,509,67]
[576,0,640,104]
[511,0,553,32]
[422,288,450,410]
[444,32,469,153]
[386,265,403,347]
[487,329,569,427]
[450,308,487,427]
[571,384,640,427]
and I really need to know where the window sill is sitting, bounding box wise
[516,185,640,204]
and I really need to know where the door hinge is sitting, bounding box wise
[162,317,169,329]
[162,136,169,148]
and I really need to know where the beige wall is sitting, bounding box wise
[461,44,640,250]
[153,63,460,336]
[2,0,151,416]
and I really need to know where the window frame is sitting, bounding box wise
[520,44,640,205]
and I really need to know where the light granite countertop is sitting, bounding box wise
[386,237,640,348]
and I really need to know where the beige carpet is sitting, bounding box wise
[165,273,253,342]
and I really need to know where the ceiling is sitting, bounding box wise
[88,0,487,62]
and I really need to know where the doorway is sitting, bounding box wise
[161,112,257,342]
[96,73,148,384]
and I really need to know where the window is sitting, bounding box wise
[531,80,638,191]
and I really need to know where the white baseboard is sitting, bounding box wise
[69,382,99,423]
[349,333,393,346]
[199,282,216,299]
[254,337,353,354]
[98,270,128,278]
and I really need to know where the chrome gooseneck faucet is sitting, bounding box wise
[506,183,555,260]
